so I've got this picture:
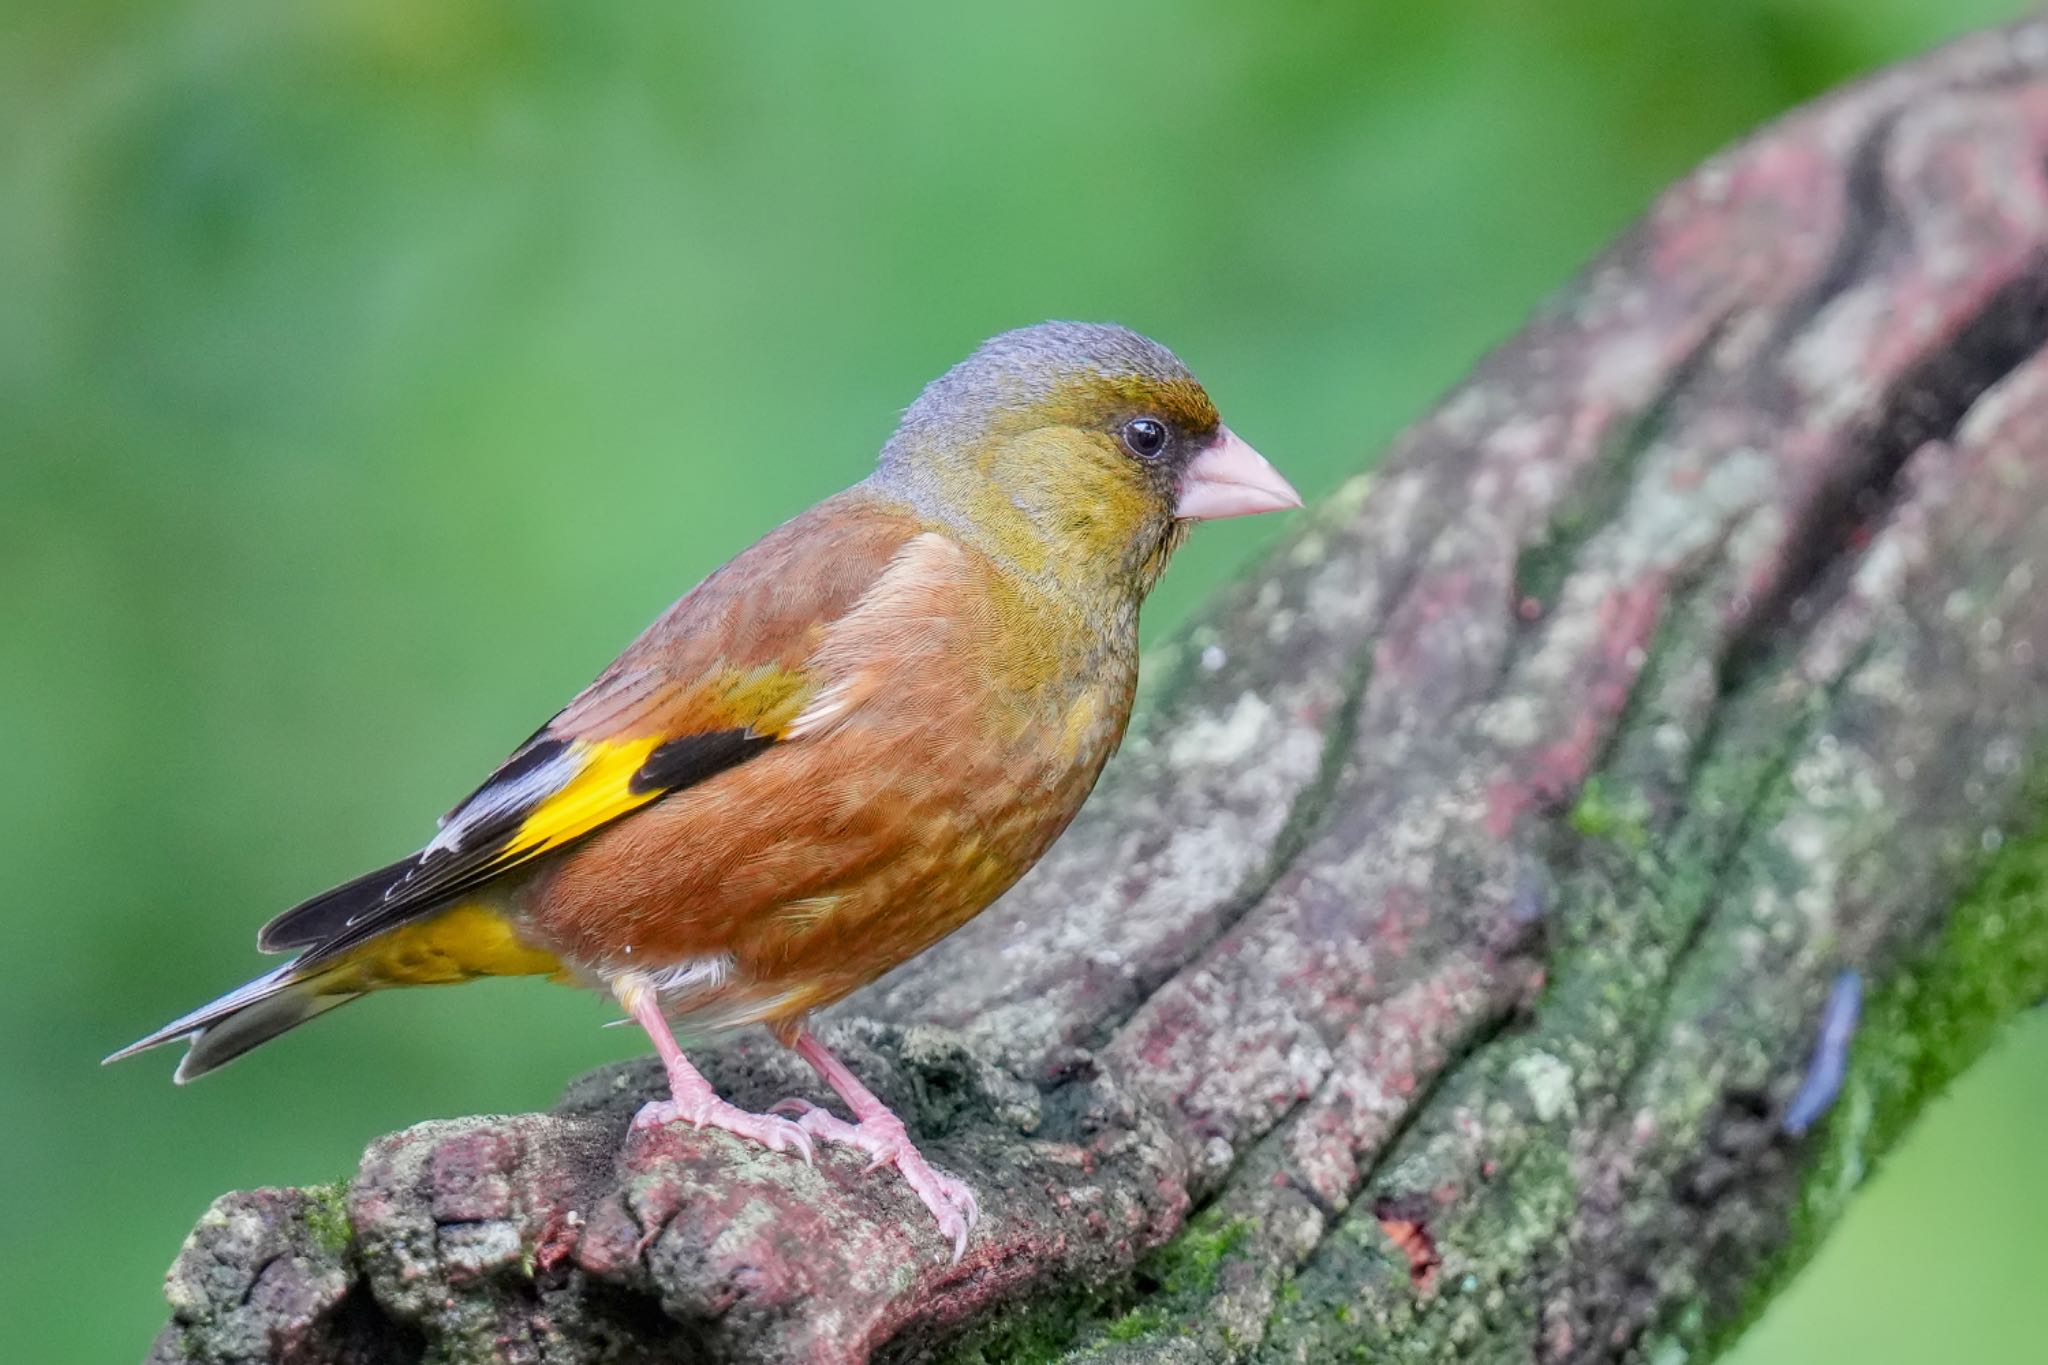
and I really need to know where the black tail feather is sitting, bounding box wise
[102,963,361,1082]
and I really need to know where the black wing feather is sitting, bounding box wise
[256,729,772,964]
[629,730,775,794]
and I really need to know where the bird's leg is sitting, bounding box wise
[614,975,812,1162]
[773,1026,979,1260]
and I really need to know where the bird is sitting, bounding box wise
[107,321,1302,1259]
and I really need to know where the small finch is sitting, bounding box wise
[108,322,1302,1258]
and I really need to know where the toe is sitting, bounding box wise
[711,1106,814,1164]
[790,1106,863,1146]
[788,1108,981,1257]
[940,1175,980,1229]
[891,1152,980,1258]
[939,1208,970,1264]
[629,1097,815,1164]
[630,1099,679,1131]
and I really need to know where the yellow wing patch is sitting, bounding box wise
[491,663,816,867]
[263,726,781,971]
[499,735,666,861]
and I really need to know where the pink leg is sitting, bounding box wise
[774,1027,979,1261]
[615,977,812,1163]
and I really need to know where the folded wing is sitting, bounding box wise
[257,492,924,969]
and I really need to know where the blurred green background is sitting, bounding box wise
[3,1,2041,1360]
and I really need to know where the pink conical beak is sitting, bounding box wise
[1175,427,1303,521]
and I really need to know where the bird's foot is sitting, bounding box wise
[632,1093,815,1164]
[774,1098,978,1260]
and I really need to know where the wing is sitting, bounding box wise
[258,491,924,966]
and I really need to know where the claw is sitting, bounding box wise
[788,1104,979,1262]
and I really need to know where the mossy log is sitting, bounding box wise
[151,18,2048,1365]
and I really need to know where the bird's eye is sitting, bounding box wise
[1121,417,1169,460]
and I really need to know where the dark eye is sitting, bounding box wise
[1121,417,1169,460]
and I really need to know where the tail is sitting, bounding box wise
[106,902,563,1082]
[102,964,363,1084]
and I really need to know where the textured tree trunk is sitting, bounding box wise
[151,18,2048,1365]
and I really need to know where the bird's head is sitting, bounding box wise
[873,322,1300,600]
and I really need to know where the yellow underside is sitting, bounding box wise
[321,901,564,990]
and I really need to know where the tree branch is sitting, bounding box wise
[151,18,2048,1365]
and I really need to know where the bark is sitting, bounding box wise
[150,18,2048,1365]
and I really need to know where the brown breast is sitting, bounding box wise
[521,534,1137,1025]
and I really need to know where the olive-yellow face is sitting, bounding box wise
[1035,368,1222,520]
[875,322,1300,594]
